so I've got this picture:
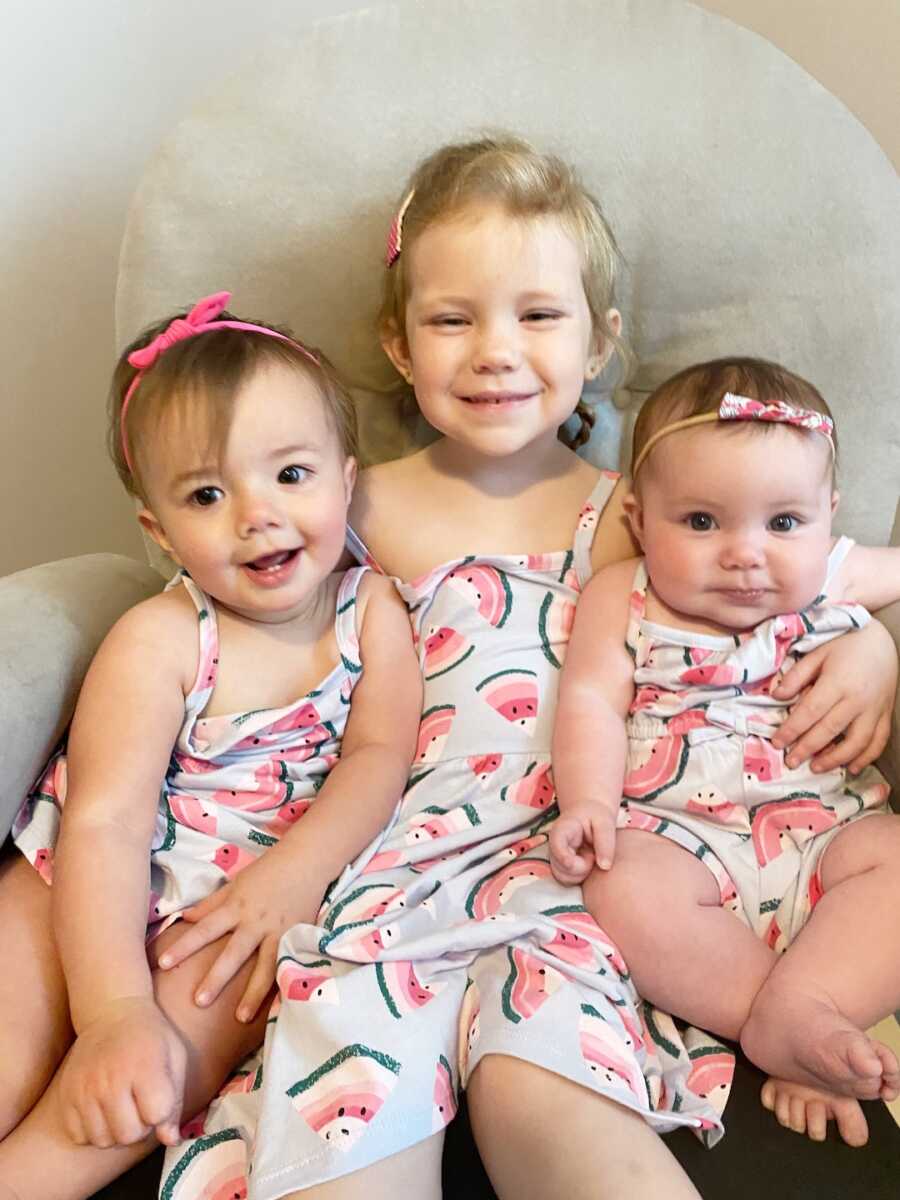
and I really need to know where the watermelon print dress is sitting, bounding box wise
[159,474,728,1200]
[620,536,891,950]
[12,567,369,936]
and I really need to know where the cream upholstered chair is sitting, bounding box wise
[1,3,898,1195]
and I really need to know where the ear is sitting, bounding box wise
[830,489,840,516]
[622,488,646,548]
[381,318,413,384]
[586,308,622,378]
[138,507,181,564]
[343,456,358,504]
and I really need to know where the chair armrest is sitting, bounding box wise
[0,554,162,839]
[875,598,900,803]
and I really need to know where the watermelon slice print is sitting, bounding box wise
[277,957,339,1004]
[500,761,555,809]
[287,1044,400,1152]
[500,947,566,1023]
[375,960,444,1018]
[538,591,576,669]
[159,1128,247,1200]
[579,1004,647,1103]
[432,1055,458,1132]
[751,794,837,866]
[445,562,513,627]
[468,753,503,786]
[422,626,474,680]
[414,705,456,764]
[476,669,539,737]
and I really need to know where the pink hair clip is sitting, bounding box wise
[719,393,835,446]
[120,291,316,475]
[385,190,415,267]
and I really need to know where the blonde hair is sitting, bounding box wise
[380,134,627,450]
[108,309,358,503]
[632,357,837,480]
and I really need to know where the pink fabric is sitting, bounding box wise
[719,393,835,446]
[120,291,317,474]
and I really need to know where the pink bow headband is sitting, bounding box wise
[631,391,836,476]
[119,291,316,474]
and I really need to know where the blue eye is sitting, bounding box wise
[191,486,222,507]
[769,513,797,532]
[688,512,715,531]
[279,464,309,484]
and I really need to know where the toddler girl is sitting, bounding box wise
[551,356,900,1149]
[0,293,421,1199]
[161,142,897,1200]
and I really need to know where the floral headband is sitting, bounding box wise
[119,291,316,475]
[385,190,415,267]
[631,392,836,476]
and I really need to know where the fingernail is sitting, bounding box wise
[599,859,612,870]
[196,991,210,1006]
[159,955,172,969]
[237,1007,250,1023]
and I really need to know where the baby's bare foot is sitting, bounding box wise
[760,1077,869,1147]
[741,985,897,1100]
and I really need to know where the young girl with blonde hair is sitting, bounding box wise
[0,294,420,1199]
[160,140,897,1200]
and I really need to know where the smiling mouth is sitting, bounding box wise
[462,392,535,406]
[244,549,300,573]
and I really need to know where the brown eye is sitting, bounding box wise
[769,514,797,532]
[279,465,309,484]
[688,512,714,531]
[191,486,222,507]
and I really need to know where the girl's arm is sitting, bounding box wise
[832,544,900,613]
[772,542,900,773]
[589,478,641,573]
[159,572,422,1021]
[53,594,192,1146]
[550,559,637,882]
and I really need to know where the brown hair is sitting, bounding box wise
[379,134,628,450]
[108,308,358,502]
[632,357,837,479]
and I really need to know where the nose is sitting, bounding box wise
[235,489,285,539]
[720,530,765,571]
[472,319,521,374]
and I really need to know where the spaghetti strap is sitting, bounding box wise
[333,566,369,678]
[346,526,385,573]
[822,535,855,592]
[625,560,650,659]
[572,471,620,588]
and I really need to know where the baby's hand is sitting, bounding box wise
[59,996,186,1148]
[773,620,896,773]
[549,807,618,885]
[158,852,324,1022]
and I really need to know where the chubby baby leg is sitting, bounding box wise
[584,830,775,1041]
[0,854,73,1138]
[0,924,271,1200]
[742,813,900,1101]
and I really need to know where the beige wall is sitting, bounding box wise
[3,0,898,578]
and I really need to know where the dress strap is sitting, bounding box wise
[572,471,621,588]
[346,526,385,573]
[333,566,370,679]
[165,571,220,704]
[822,535,855,592]
[624,560,650,658]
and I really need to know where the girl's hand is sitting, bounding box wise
[158,853,324,1022]
[59,996,186,1149]
[772,620,897,773]
[549,807,618,885]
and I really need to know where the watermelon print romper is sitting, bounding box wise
[12,567,369,938]
[158,474,729,1200]
[620,536,891,951]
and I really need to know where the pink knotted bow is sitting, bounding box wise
[719,393,835,440]
[119,291,316,475]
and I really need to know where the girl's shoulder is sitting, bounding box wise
[589,477,639,572]
[94,583,199,697]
